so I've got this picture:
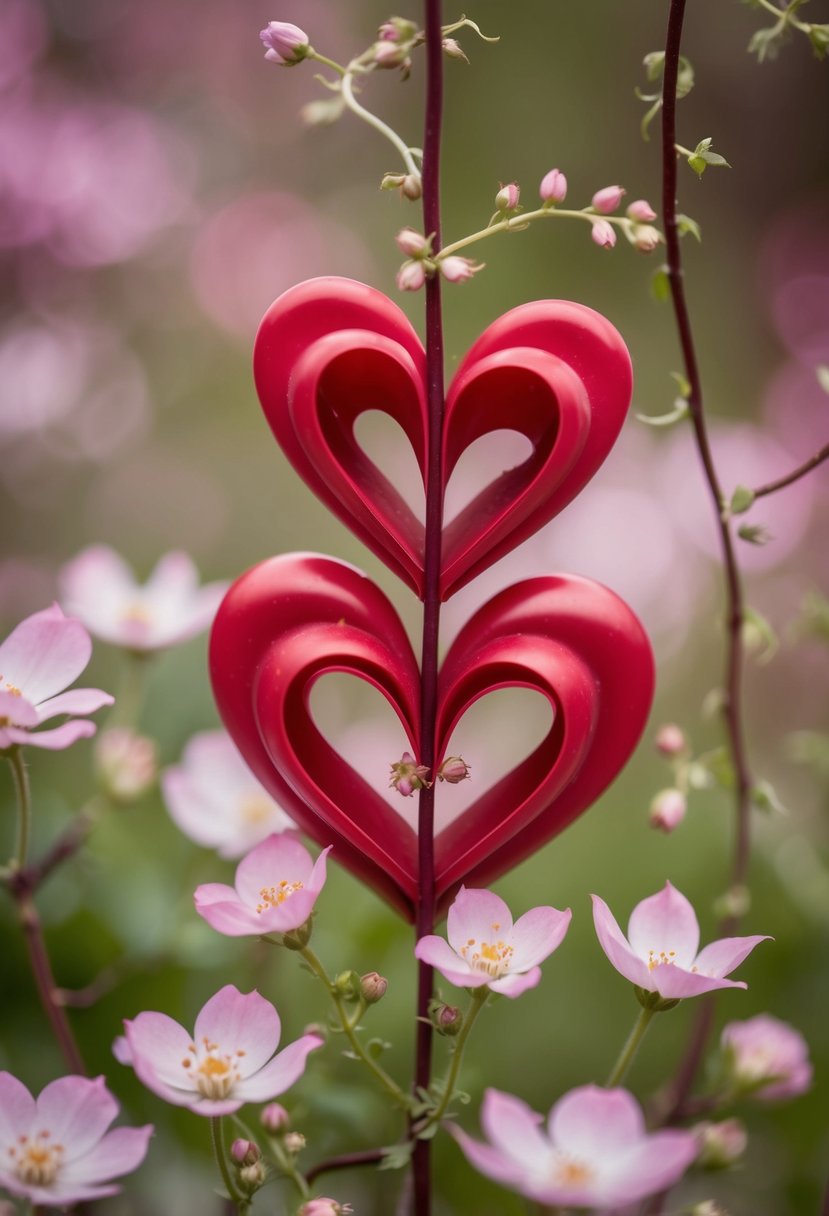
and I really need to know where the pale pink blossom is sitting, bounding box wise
[162,730,294,858]
[592,882,769,1000]
[655,723,687,756]
[389,750,431,797]
[259,21,310,65]
[122,985,322,1117]
[374,39,408,68]
[450,1085,698,1207]
[632,224,661,253]
[693,1117,747,1168]
[194,834,329,937]
[415,886,571,998]
[627,198,658,222]
[0,1072,151,1205]
[539,168,567,203]
[592,185,626,213]
[0,605,112,750]
[721,1015,812,1100]
[591,219,617,249]
[60,545,227,652]
[649,788,687,833]
[95,728,157,802]
[395,227,430,258]
[396,260,426,292]
[300,1199,353,1216]
[438,255,483,283]
[260,1102,289,1132]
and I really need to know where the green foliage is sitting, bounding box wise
[687,137,731,177]
[635,51,694,139]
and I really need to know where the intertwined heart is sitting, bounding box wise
[253,277,633,599]
[210,554,654,921]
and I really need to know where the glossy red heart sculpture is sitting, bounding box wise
[253,277,632,600]
[210,554,654,920]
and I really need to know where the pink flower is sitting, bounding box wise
[259,21,310,65]
[627,198,657,222]
[395,227,430,258]
[592,185,626,214]
[396,260,426,292]
[592,882,769,1000]
[122,985,323,1116]
[194,834,329,937]
[0,1072,152,1205]
[591,219,617,249]
[414,886,571,998]
[649,788,686,833]
[449,1085,698,1207]
[300,1199,353,1216]
[162,730,294,859]
[721,1015,812,1100]
[60,546,227,652]
[438,256,484,283]
[0,606,112,751]
[389,750,431,797]
[539,168,567,203]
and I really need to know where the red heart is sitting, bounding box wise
[209,554,654,921]
[253,278,632,600]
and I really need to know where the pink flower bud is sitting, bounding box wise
[632,224,661,253]
[395,227,430,257]
[592,185,626,214]
[693,1118,748,1169]
[360,971,388,1004]
[283,1131,306,1154]
[259,21,310,66]
[627,198,657,222]
[649,788,687,832]
[300,1200,353,1216]
[396,260,427,292]
[438,755,471,784]
[591,219,616,249]
[374,39,408,67]
[438,255,483,283]
[231,1139,261,1166]
[383,173,423,200]
[654,723,688,757]
[240,1161,266,1188]
[389,750,431,793]
[539,168,567,204]
[435,1003,463,1035]
[378,18,418,43]
[495,182,520,212]
[261,1102,290,1133]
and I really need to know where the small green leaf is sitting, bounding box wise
[816,364,829,393]
[676,55,696,97]
[729,485,756,514]
[751,779,788,816]
[738,523,772,545]
[650,266,671,301]
[677,213,702,241]
[367,1037,391,1059]
[643,50,666,81]
[670,370,692,398]
[688,139,731,177]
[704,746,736,791]
[380,1143,414,1171]
[635,400,689,427]
[742,607,779,665]
[416,1121,440,1141]
[808,24,829,58]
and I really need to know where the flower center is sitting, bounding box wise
[240,794,272,825]
[182,1037,246,1100]
[647,948,678,971]
[551,1154,594,1187]
[2,681,22,696]
[8,1131,65,1187]
[458,924,514,978]
[256,878,304,913]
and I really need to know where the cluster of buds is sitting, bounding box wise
[373,17,421,75]
[394,228,483,292]
[389,748,431,796]
[649,722,690,833]
[231,1138,266,1193]
[259,21,311,66]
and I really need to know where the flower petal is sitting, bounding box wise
[193,986,280,1077]
[592,1128,698,1206]
[124,1012,195,1090]
[35,688,114,721]
[448,1123,524,1191]
[0,690,39,726]
[234,834,315,906]
[8,720,98,750]
[194,884,267,936]
[234,1033,323,1102]
[591,895,651,988]
[414,935,484,988]
[488,967,542,998]
[35,1076,117,1160]
[646,966,747,1000]
[0,605,91,704]
[479,1088,550,1170]
[627,882,699,968]
[508,906,572,971]
[692,934,770,979]
[548,1085,643,1158]
[0,1072,35,1143]
[447,887,514,955]
[59,1125,153,1186]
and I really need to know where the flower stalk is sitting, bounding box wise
[605,1006,657,1088]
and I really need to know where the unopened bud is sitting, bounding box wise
[240,1161,267,1189]
[654,723,688,757]
[539,168,567,204]
[694,1118,748,1170]
[395,260,427,293]
[591,219,616,249]
[334,970,362,1001]
[627,198,658,222]
[591,185,626,214]
[382,172,422,200]
[495,182,520,212]
[632,224,661,253]
[300,1199,354,1216]
[649,788,687,833]
[437,756,470,784]
[389,751,431,795]
[432,1001,463,1036]
[442,37,468,62]
[283,1131,306,1154]
[378,17,418,42]
[374,39,409,68]
[281,917,314,951]
[438,255,484,283]
[395,227,431,257]
[261,1102,290,1134]
[259,21,311,66]
[96,728,157,802]
[360,971,388,1004]
[231,1139,261,1166]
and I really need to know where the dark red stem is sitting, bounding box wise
[17,896,86,1075]
[305,1147,387,1185]
[752,441,829,498]
[659,0,753,1127]
[412,2,444,1213]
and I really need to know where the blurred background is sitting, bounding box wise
[1,0,828,1212]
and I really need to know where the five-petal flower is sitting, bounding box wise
[194,834,330,937]
[0,1072,151,1206]
[721,1014,812,1101]
[0,605,113,751]
[414,886,571,998]
[591,882,769,1000]
[450,1085,698,1208]
[59,545,227,652]
[122,985,322,1116]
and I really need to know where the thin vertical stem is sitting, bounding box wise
[413,2,445,1214]
[18,896,86,1074]
[604,1006,656,1088]
[659,0,753,1122]
[9,747,32,869]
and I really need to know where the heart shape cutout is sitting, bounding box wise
[210,554,654,921]
[253,277,632,600]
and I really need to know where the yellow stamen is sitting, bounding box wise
[256,878,304,914]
